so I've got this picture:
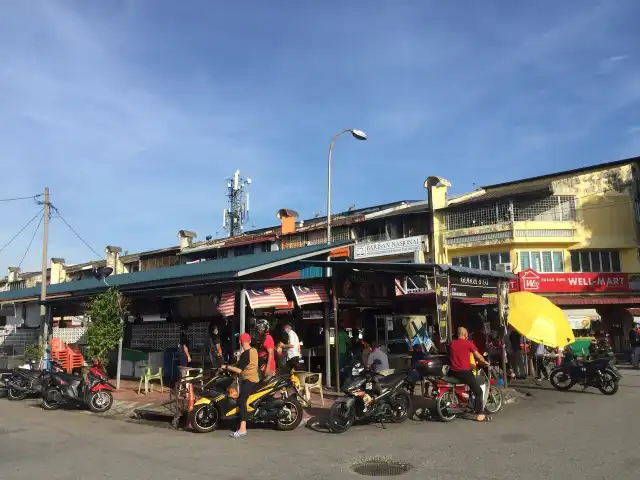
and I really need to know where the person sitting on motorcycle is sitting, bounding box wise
[221,333,259,438]
[448,326,491,422]
[255,318,276,380]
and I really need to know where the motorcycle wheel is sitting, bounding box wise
[434,390,457,422]
[42,390,62,411]
[7,387,27,401]
[485,386,504,414]
[327,402,355,434]
[550,370,575,391]
[389,389,412,423]
[598,371,619,396]
[88,391,114,413]
[276,398,304,431]
[189,404,219,433]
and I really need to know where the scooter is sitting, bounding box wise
[42,360,115,413]
[188,369,304,433]
[433,369,494,422]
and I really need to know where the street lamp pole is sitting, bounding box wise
[326,129,367,247]
[325,129,367,392]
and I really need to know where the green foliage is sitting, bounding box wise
[24,342,45,364]
[85,288,129,365]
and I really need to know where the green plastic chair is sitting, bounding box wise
[138,366,164,394]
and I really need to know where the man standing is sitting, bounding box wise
[508,327,523,378]
[533,342,549,381]
[630,322,640,369]
[282,321,301,371]
[256,319,276,379]
[338,326,350,370]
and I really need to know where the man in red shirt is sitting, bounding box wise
[256,319,276,379]
[449,326,491,422]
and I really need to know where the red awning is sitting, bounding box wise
[547,295,640,306]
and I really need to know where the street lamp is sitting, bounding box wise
[327,129,367,245]
[326,129,366,393]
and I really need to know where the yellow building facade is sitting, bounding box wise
[427,156,640,350]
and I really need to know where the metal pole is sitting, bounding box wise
[239,288,247,334]
[324,301,331,387]
[332,276,340,393]
[39,187,50,347]
[116,319,123,389]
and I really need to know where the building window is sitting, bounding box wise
[519,250,564,272]
[451,252,510,271]
[570,251,621,273]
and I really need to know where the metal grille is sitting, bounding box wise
[331,227,350,242]
[445,202,511,230]
[514,229,575,237]
[513,195,576,222]
[444,195,577,230]
[282,233,308,249]
[445,230,512,245]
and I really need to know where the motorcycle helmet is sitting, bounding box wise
[256,318,270,333]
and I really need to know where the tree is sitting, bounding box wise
[24,342,45,365]
[85,288,129,365]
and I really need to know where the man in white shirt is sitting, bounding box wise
[366,342,389,372]
[282,322,301,371]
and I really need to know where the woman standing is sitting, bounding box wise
[221,333,259,438]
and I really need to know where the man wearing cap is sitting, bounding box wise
[221,332,259,438]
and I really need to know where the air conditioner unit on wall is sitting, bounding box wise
[495,263,512,273]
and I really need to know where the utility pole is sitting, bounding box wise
[39,187,50,348]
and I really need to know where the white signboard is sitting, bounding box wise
[354,236,424,260]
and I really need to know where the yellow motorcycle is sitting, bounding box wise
[188,370,304,433]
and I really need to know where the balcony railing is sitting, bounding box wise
[444,195,577,231]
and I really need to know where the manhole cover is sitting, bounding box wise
[351,460,413,477]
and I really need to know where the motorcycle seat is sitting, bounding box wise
[376,372,406,388]
[441,375,466,385]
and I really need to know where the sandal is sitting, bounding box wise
[230,431,247,438]
[475,415,493,422]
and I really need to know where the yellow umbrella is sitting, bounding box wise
[507,291,575,348]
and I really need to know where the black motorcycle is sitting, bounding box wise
[4,361,58,401]
[550,356,620,395]
[327,361,412,434]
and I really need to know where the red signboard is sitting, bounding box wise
[511,269,640,294]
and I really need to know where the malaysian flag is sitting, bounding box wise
[292,285,329,306]
[246,287,289,309]
[217,292,235,317]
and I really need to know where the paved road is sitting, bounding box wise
[1,367,639,479]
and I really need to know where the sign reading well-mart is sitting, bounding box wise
[353,235,426,260]
[510,268,640,293]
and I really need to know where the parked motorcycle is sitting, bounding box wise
[4,361,58,401]
[433,368,495,422]
[327,362,412,434]
[549,356,619,395]
[42,360,115,412]
[189,369,304,433]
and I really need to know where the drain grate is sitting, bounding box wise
[351,460,413,477]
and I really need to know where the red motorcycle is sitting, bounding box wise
[431,366,503,422]
[42,360,115,413]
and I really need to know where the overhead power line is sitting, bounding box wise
[0,194,44,203]
[0,208,45,256]
[50,204,104,260]
[18,212,45,269]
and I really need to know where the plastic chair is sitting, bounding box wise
[138,366,164,394]
[295,372,324,407]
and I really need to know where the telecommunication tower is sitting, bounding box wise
[222,170,251,237]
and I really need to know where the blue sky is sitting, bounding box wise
[1,0,639,273]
